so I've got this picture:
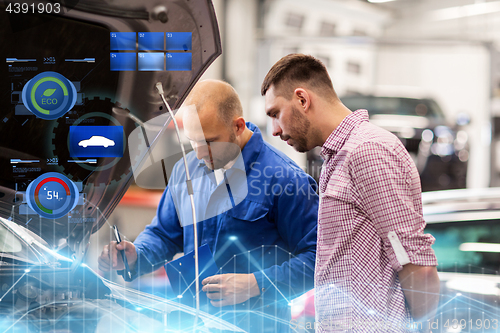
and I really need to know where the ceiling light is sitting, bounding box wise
[430,1,500,21]
[368,0,397,3]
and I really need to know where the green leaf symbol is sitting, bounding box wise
[42,88,57,97]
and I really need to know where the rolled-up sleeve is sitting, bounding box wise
[349,141,438,272]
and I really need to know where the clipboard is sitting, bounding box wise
[165,244,219,305]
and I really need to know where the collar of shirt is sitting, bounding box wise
[320,109,369,160]
[212,153,239,185]
[197,122,261,175]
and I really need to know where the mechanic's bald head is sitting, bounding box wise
[182,80,252,169]
[184,79,243,128]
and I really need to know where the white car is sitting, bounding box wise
[291,188,500,332]
[0,214,244,333]
[78,136,115,148]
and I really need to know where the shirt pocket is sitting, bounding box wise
[222,201,274,253]
[225,200,270,222]
[322,178,353,204]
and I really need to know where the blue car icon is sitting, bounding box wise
[78,135,115,148]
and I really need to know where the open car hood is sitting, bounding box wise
[0,216,245,333]
[0,0,221,263]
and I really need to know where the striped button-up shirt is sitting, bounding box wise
[315,110,437,332]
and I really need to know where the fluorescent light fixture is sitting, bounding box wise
[430,1,500,21]
[459,242,500,253]
[368,0,397,3]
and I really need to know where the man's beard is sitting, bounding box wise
[209,131,240,169]
[287,105,311,153]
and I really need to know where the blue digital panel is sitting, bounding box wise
[110,53,136,71]
[165,32,192,51]
[25,172,79,219]
[21,71,77,120]
[138,53,164,71]
[138,32,164,51]
[110,32,136,51]
[165,53,191,71]
[69,126,124,158]
[38,182,67,211]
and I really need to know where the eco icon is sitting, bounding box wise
[21,71,77,120]
[42,88,57,97]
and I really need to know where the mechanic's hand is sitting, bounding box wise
[98,241,137,271]
[201,273,260,307]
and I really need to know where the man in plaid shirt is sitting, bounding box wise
[261,54,440,332]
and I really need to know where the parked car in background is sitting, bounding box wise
[306,91,469,192]
[422,188,500,333]
[291,188,500,332]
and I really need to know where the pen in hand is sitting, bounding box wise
[112,225,132,280]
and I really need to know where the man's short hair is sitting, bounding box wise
[261,54,337,101]
[218,88,243,127]
[184,80,243,128]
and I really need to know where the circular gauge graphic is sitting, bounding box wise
[26,172,79,219]
[22,71,77,120]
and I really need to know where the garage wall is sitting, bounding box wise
[375,43,491,188]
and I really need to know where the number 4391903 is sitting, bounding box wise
[5,2,61,14]
[444,319,498,330]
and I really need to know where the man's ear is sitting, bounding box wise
[294,88,311,113]
[234,117,246,135]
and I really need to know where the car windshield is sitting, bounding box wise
[0,218,40,264]
[341,96,446,119]
[425,219,500,275]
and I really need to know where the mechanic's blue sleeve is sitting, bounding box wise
[252,175,318,303]
[120,187,183,281]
